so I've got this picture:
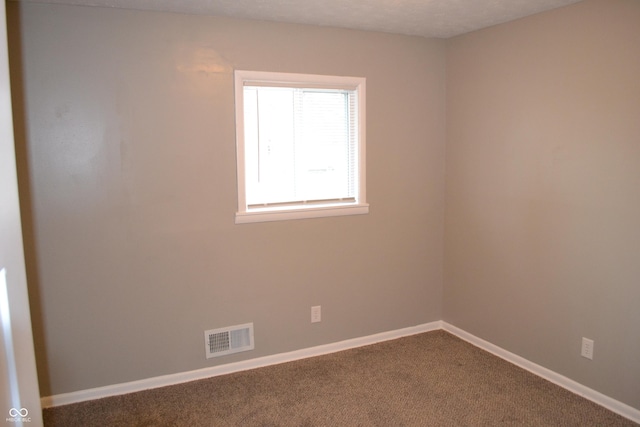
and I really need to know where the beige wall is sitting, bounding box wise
[8,3,446,395]
[445,0,640,410]
[8,0,640,412]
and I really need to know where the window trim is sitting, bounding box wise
[234,70,368,224]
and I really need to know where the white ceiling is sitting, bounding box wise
[18,0,584,38]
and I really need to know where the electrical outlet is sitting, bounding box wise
[581,337,594,360]
[311,306,321,323]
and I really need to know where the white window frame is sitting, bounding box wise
[234,70,368,224]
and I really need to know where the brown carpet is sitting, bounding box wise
[43,330,638,426]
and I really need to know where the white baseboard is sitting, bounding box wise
[41,321,442,408]
[41,320,640,425]
[442,322,640,425]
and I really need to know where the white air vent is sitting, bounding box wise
[204,323,254,359]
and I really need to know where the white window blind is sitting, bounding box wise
[244,86,358,207]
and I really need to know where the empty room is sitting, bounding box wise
[1,0,639,425]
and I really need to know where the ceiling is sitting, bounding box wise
[17,0,584,39]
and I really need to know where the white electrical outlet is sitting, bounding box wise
[581,337,594,360]
[311,305,321,323]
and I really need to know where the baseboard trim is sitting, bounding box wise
[41,320,640,424]
[442,322,640,424]
[41,321,442,408]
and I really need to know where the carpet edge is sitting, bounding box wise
[442,322,640,425]
[41,321,442,408]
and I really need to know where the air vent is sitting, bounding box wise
[204,323,254,359]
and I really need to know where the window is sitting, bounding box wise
[234,70,368,223]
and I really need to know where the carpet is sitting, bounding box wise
[43,330,638,426]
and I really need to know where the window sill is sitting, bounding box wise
[235,203,369,224]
